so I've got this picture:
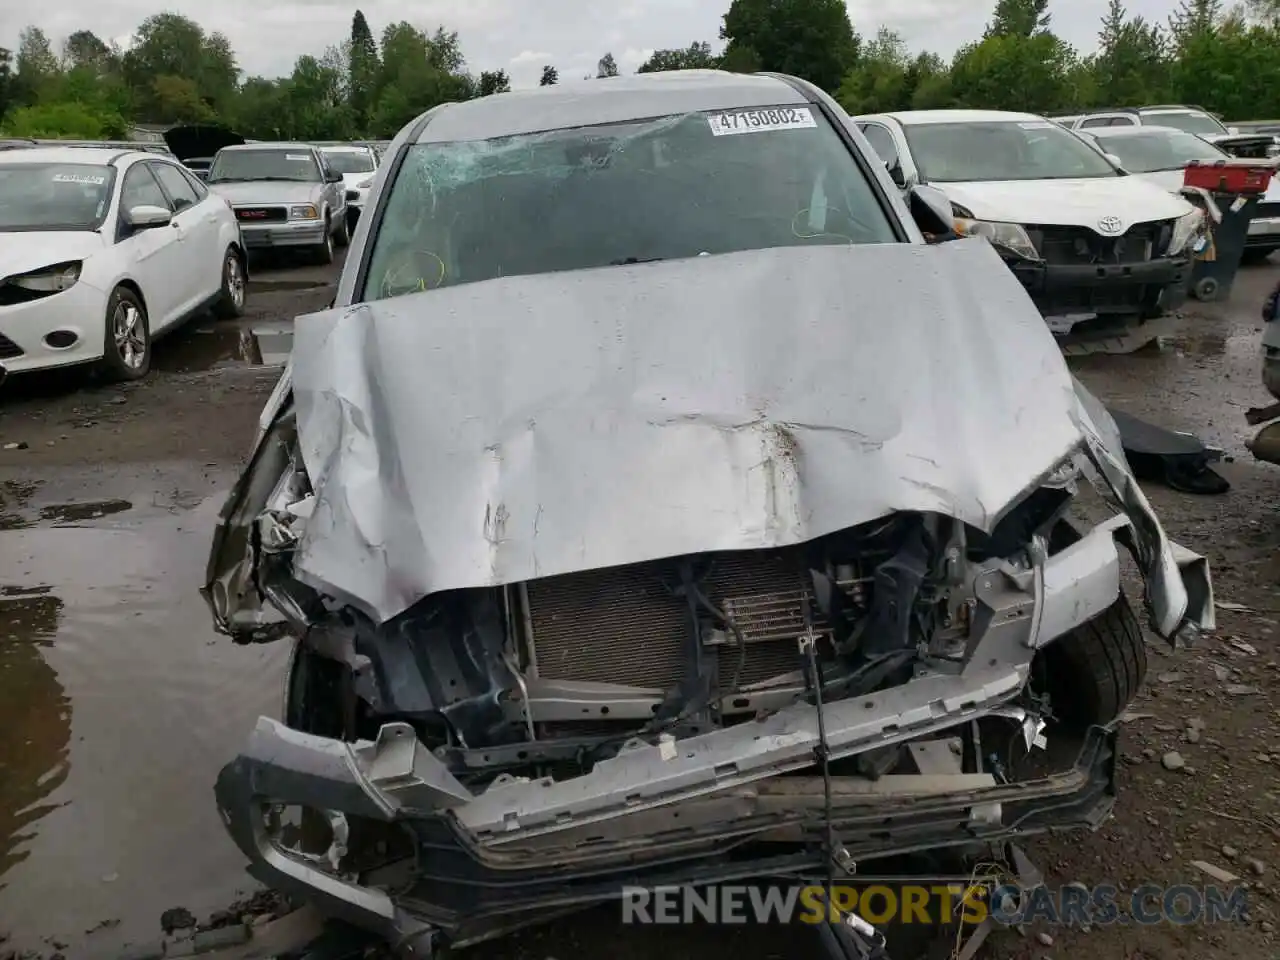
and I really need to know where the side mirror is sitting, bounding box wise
[887,162,907,188]
[1104,153,1123,167]
[127,204,173,229]
[907,184,954,240]
[326,169,343,183]
[1228,126,1241,135]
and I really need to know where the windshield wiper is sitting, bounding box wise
[608,256,665,266]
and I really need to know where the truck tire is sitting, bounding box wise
[1038,594,1146,729]
[312,219,335,266]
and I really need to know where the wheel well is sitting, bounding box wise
[116,279,146,316]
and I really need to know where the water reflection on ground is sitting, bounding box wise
[0,587,68,882]
[0,487,287,958]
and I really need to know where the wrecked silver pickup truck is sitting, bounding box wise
[203,71,1214,952]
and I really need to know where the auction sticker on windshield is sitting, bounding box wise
[53,173,106,184]
[707,107,817,136]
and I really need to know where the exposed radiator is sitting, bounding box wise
[522,548,830,693]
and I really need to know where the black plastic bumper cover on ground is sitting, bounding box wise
[214,723,1118,948]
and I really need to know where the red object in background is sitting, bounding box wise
[1183,159,1276,194]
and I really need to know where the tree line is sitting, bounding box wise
[2,0,1280,142]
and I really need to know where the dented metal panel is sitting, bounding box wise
[285,239,1085,624]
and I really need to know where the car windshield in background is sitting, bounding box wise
[904,119,1121,182]
[0,162,114,231]
[207,149,319,183]
[1144,112,1226,137]
[322,150,375,174]
[1092,129,1227,172]
[363,105,898,300]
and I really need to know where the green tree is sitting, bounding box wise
[1169,0,1223,48]
[539,64,558,85]
[0,49,13,121]
[122,14,238,121]
[477,70,510,95]
[370,23,472,136]
[151,74,216,123]
[1170,18,1280,119]
[230,77,289,138]
[14,27,61,105]
[836,27,910,114]
[638,41,718,72]
[4,101,127,138]
[62,31,112,73]
[720,0,858,92]
[1246,0,1280,26]
[718,44,762,73]
[949,31,1073,113]
[597,52,619,77]
[284,52,353,138]
[906,52,954,108]
[349,10,380,131]
[1093,0,1170,106]
[984,0,1051,38]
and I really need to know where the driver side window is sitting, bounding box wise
[120,164,169,215]
[859,123,899,168]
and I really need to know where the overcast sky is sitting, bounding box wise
[5,0,1188,89]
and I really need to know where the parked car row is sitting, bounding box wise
[162,127,382,262]
[1053,104,1280,159]
[0,128,387,380]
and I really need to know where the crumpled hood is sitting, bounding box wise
[207,181,322,206]
[0,231,105,280]
[288,239,1090,624]
[939,176,1192,230]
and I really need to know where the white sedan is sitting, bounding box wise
[0,146,247,380]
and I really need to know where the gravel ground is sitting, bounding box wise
[0,255,1276,960]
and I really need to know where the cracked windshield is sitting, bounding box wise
[1,1,1278,960]
[364,108,896,299]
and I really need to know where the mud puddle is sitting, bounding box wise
[1069,280,1274,458]
[0,484,288,959]
[152,322,293,374]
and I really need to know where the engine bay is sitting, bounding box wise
[284,499,1071,790]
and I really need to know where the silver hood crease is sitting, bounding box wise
[252,238,1208,636]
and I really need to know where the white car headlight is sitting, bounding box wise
[290,205,319,220]
[954,217,1042,261]
[9,260,82,293]
[1168,208,1207,256]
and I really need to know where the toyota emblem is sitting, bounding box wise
[1097,216,1123,234]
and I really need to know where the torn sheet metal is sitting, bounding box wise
[1069,379,1214,638]
[287,239,1088,623]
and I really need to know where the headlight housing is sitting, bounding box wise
[289,205,319,220]
[953,216,1042,261]
[357,178,374,190]
[1167,208,1207,256]
[8,260,82,294]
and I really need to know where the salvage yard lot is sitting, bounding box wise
[0,256,1277,960]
